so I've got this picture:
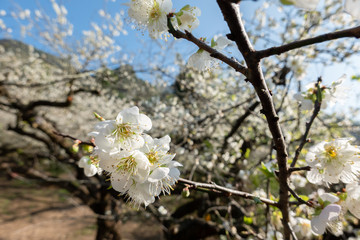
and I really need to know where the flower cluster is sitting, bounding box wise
[305,138,360,235]
[127,0,200,39]
[80,106,182,207]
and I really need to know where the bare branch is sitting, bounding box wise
[288,166,311,174]
[216,0,291,237]
[178,178,278,207]
[167,20,248,76]
[53,131,96,147]
[256,25,360,59]
[290,79,322,168]
[288,186,313,208]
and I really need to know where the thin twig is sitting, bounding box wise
[177,178,278,207]
[53,131,96,147]
[288,166,311,174]
[255,25,360,59]
[290,79,322,168]
[288,186,313,207]
[167,19,248,76]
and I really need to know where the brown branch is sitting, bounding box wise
[290,79,322,168]
[53,131,96,147]
[8,125,54,151]
[256,25,360,59]
[167,20,248,76]
[25,97,72,111]
[288,186,313,208]
[288,166,311,174]
[178,178,278,206]
[216,0,291,238]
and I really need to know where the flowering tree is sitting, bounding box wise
[1,0,360,239]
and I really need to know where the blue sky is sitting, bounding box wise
[0,0,261,57]
[1,0,359,113]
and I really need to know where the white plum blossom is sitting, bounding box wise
[84,107,181,207]
[127,0,172,39]
[126,181,156,207]
[344,0,360,20]
[187,35,232,71]
[89,106,152,151]
[140,134,182,196]
[346,182,360,219]
[99,150,150,191]
[311,193,342,236]
[322,75,348,108]
[294,75,348,111]
[306,138,360,185]
[78,156,101,177]
[172,5,201,32]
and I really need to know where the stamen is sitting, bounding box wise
[112,123,135,142]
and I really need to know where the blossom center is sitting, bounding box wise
[113,123,134,142]
[324,144,338,161]
[149,1,161,21]
[147,150,159,164]
[116,155,137,174]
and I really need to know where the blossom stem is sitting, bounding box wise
[290,78,322,168]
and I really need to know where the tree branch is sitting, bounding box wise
[290,79,322,168]
[167,21,248,76]
[177,178,278,206]
[256,25,360,59]
[53,131,96,147]
[216,1,291,238]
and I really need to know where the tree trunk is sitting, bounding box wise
[92,191,122,240]
[96,217,121,240]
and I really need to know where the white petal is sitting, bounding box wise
[133,151,150,169]
[214,35,232,50]
[148,168,170,182]
[84,165,98,177]
[311,215,327,235]
[321,204,341,222]
[169,167,181,179]
[306,168,323,184]
[168,161,182,168]
[116,106,139,124]
[158,0,172,12]
[138,113,152,131]
[111,173,132,193]
[320,193,339,203]
[78,157,88,168]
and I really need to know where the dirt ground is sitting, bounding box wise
[0,176,164,240]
